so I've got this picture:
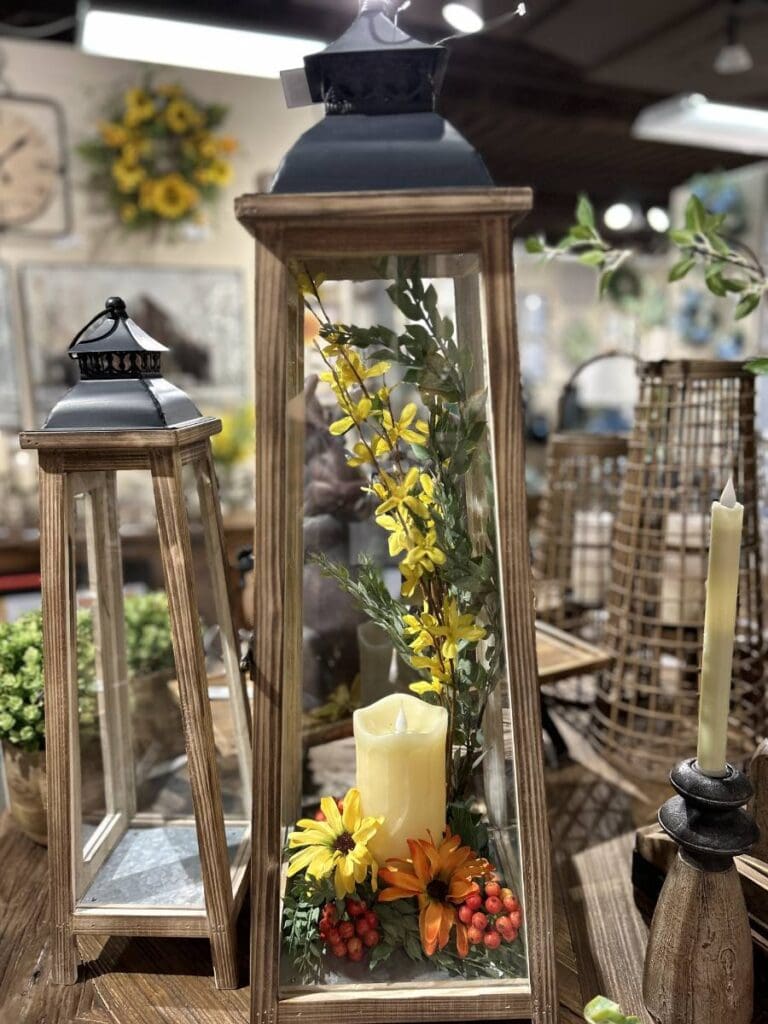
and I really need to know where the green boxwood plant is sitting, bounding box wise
[0,592,175,754]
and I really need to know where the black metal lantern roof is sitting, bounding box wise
[271,0,492,193]
[43,296,203,431]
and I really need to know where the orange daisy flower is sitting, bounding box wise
[378,830,489,957]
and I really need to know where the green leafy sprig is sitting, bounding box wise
[669,195,767,320]
[525,195,634,298]
[281,873,335,983]
[307,259,503,803]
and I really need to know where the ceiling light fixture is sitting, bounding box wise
[78,6,324,80]
[604,203,633,232]
[442,3,485,34]
[646,206,670,233]
[714,11,753,75]
[633,93,768,156]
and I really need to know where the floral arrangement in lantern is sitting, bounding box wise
[280,265,525,982]
[79,81,237,231]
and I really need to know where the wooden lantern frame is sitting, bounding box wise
[237,188,557,1024]
[19,420,252,990]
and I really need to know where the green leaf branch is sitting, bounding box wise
[527,192,768,323]
[525,195,634,298]
[668,195,767,320]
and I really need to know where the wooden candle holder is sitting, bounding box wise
[643,757,758,1024]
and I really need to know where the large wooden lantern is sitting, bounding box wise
[237,4,556,1023]
[20,297,252,990]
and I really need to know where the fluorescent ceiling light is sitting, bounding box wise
[633,93,768,156]
[442,3,485,34]
[604,203,633,231]
[79,7,324,80]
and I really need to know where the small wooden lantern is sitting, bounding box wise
[20,297,252,989]
[590,359,765,780]
[237,4,556,1023]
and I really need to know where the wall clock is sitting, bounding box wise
[0,93,71,237]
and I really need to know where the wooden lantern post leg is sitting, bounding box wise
[482,217,559,1024]
[150,448,238,991]
[39,459,79,984]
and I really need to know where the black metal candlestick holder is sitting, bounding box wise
[643,757,759,1024]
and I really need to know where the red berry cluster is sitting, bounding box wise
[457,880,522,950]
[318,899,381,963]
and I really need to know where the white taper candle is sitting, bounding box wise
[696,477,744,777]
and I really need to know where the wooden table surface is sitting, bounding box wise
[0,711,667,1024]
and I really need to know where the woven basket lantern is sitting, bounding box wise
[533,353,632,637]
[590,359,765,781]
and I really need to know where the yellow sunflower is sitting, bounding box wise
[99,121,129,148]
[150,173,200,220]
[194,158,234,187]
[165,98,203,134]
[287,787,382,899]
[112,158,146,194]
[123,88,155,128]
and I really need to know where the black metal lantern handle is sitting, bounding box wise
[67,296,127,354]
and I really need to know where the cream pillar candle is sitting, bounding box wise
[353,692,447,864]
[696,478,744,777]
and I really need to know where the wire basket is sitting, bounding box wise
[590,359,765,780]
[533,352,632,639]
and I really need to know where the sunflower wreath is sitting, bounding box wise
[79,80,238,232]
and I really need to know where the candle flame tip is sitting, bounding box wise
[720,476,737,509]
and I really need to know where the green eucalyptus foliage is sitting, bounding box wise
[669,195,766,320]
[0,592,175,754]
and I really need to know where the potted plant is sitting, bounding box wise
[123,592,179,764]
[0,593,177,845]
[0,610,97,845]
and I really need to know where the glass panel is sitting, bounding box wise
[280,255,528,992]
[74,465,248,912]
[181,458,251,894]
[72,491,109,866]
